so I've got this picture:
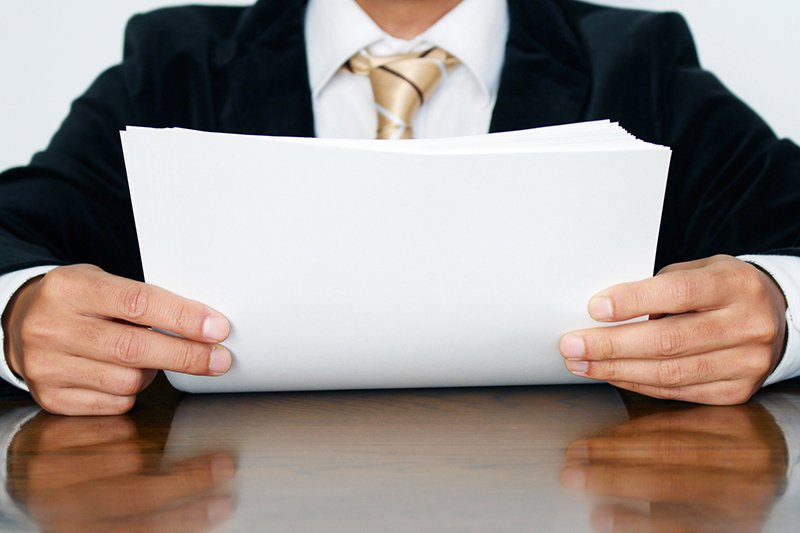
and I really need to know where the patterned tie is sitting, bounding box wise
[345,47,459,139]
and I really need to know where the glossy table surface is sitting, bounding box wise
[1,376,798,532]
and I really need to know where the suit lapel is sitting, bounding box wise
[218,0,590,137]
[220,0,315,137]
[490,0,591,133]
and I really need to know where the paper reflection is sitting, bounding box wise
[163,386,627,531]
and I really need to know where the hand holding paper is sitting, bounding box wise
[2,264,232,415]
[560,255,787,404]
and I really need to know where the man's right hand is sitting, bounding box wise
[1,264,232,415]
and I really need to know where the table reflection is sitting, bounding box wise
[161,385,627,531]
[561,397,791,532]
[5,407,236,532]
[2,380,798,532]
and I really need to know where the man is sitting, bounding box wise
[1,0,799,415]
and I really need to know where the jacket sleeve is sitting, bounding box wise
[646,13,800,268]
[0,14,164,281]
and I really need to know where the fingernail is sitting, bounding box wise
[566,360,590,374]
[209,346,232,375]
[203,316,230,342]
[211,454,236,483]
[566,441,589,461]
[560,335,585,359]
[589,295,614,321]
[561,466,586,490]
[206,496,235,525]
[591,509,615,533]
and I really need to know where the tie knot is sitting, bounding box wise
[345,47,459,139]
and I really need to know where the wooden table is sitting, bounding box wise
[2,376,798,532]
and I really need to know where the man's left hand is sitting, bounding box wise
[559,255,788,404]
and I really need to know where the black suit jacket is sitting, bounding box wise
[1,0,799,283]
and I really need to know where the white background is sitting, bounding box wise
[1,1,798,171]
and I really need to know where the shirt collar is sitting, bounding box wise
[305,0,509,104]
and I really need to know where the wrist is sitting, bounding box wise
[2,276,44,379]
[751,263,789,370]
[738,255,800,387]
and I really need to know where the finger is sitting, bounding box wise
[23,345,162,395]
[102,494,235,533]
[590,503,747,533]
[571,406,760,442]
[656,255,724,275]
[565,433,762,469]
[65,318,232,376]
[30,387,138,416]
[58,453,236,519]
[36,415,137,451]
[27,441,144,490]
[590,505,652,533]
[650,255,736,320]
[608,379,757,406]
[562,463,749,503]
[587,263,737,322]
[561,311,737,361]
[562,464,665,500]
[563,348,762,388]
[595,507,745,533]
[47,355,158,395]
[48,266,230,343]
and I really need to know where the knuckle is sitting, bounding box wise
[629,287,645,316]
[719,261,764,299]
[75,394,134,416]
[116,370,147,396]
[738,262,764,288]
[35,390,63,415]
[586,333,618,359]
[657,385,683,400]
[39,267,68,295]
[19,314,50,344]
[118,284,150,321]
[106,396,137,415]
[175,342,208,374]
[601,360,621,380]
[733,390,754,405]
[23,353,57,385]
[743,351,774,379]
[657,359,684,386]
[694,357,715,380]
[743,314,779,346]
[87,366,143,396]
[720,385,754,406]
[112,329,145,366]
[655,326,685,357]
[669,271,699,308]
[39,264,94,298]
[172,304,196,333]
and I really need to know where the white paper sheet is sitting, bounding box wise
[120,122,671,393]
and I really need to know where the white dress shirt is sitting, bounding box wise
[1,0,800,394]
[306,0,508,139]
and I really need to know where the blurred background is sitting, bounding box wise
[1,0,798,170]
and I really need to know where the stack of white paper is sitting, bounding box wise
[121,121,671,393]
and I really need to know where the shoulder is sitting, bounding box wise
[122,5,247,57]
[558,0,698,67]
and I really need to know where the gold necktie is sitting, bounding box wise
[345,47,459,140]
